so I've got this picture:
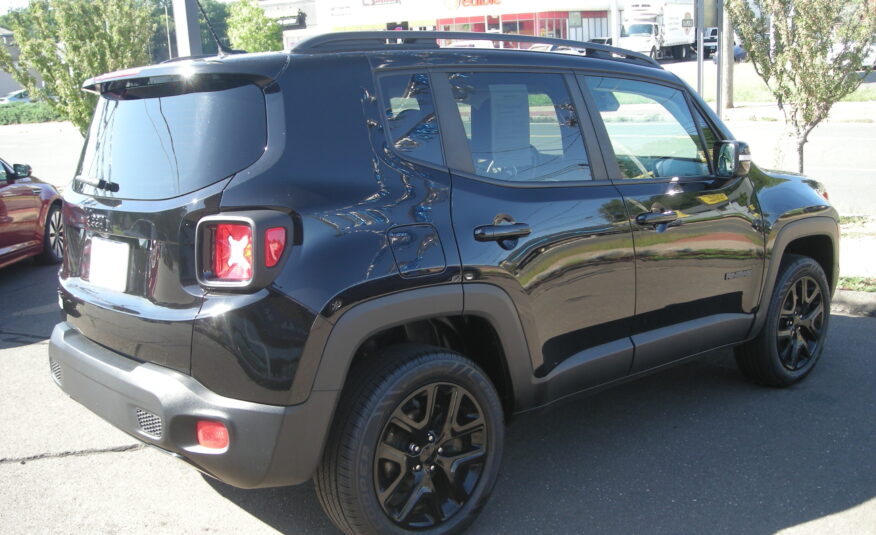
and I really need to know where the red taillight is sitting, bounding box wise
[265,227,286,268]
[196,420,229,450]
[821,190,829,201]
[213,223,253,281]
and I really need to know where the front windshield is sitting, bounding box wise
[622,24,655,37]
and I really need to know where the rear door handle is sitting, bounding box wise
[636,211,678,226]
[473,222,532,242]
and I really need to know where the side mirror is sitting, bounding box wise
[713,141,751,178]
[13,163,31,179]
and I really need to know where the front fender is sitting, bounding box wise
[749,215,839,338]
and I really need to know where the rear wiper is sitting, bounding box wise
[76,175,120,193]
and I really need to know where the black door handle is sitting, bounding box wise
[636,211,678,225]
[473,222,532,242]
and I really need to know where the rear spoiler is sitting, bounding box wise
[82,53,290,95]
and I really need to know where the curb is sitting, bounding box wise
[831,290,876,318]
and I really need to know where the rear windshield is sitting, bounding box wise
[76,75,267,200]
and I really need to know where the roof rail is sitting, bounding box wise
[292,31,661,69]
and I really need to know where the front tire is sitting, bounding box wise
[735,255,830,386]
[315,345,504,535]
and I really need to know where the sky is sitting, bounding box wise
[1,0,30,16]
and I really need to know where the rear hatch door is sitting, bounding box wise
[60,58,284,374]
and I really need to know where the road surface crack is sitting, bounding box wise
[0,443,145,465]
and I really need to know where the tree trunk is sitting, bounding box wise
[797,138,806,174]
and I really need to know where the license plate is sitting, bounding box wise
[89,237,130,292]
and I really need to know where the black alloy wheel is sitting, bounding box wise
[776,275,824,371]
[375,382,488,529]
[315,345,504,535]
[735,254,831,387]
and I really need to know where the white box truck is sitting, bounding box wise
[618,0,696,60]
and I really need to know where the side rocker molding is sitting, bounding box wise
[749,216,839,338]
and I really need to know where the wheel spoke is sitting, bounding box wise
[440,447,485,476]
[425,482,446,523]
[779,339,793,365]
[394,478,428,523]
[452,413,485,437]
[781,284,798,315]
[390,414,419,434]
[789,334,804,368]
[437,447,484,502]
[800,302,823,334]
[798,278,809,308]
[376,441,409,467]
[439,388,461,440]
[422,384,438,428]
[432,461,467,504]
[378,469,407,505]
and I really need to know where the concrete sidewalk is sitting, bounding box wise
[722,100,876,124]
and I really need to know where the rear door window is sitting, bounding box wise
[77,75,267,200]
[446,72,591,182]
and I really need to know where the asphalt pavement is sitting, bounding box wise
[1,261,874,534]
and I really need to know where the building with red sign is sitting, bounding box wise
[272,0,616,47]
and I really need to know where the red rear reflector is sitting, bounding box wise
[265,227,286,267]
[196,420,229,449]
[213,223,253,281]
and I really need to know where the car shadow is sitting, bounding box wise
[0,259,60,348]
[207,314,875,534]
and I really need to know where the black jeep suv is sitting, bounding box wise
[50,32,838,535]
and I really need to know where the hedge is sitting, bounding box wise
[0,101,62,125]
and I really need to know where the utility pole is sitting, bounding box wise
[610,0,620,46]
[164,1,173,60]
[719,1,734,116]
[716,0,724,114]
[172,0,202,58]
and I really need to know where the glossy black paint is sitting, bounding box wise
[58,43,838,415]
[191,289,315,405]
[614,176,764,331]
[60,180,226,373]
[450,176,635,378]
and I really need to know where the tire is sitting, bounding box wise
[735,255,830,387]
[36,202,63,264]
[315,345,504,535]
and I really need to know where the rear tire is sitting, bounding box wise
[36,203,63,264]
[735,255,830,386]
[314,345,504,535]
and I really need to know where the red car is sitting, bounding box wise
[0,157,63,268]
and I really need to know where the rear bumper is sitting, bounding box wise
[48,322,338,488]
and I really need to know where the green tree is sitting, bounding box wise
[727,0,876,173]
[227,0,281,53]
[198,0,231,55]
[0,0,155,134]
